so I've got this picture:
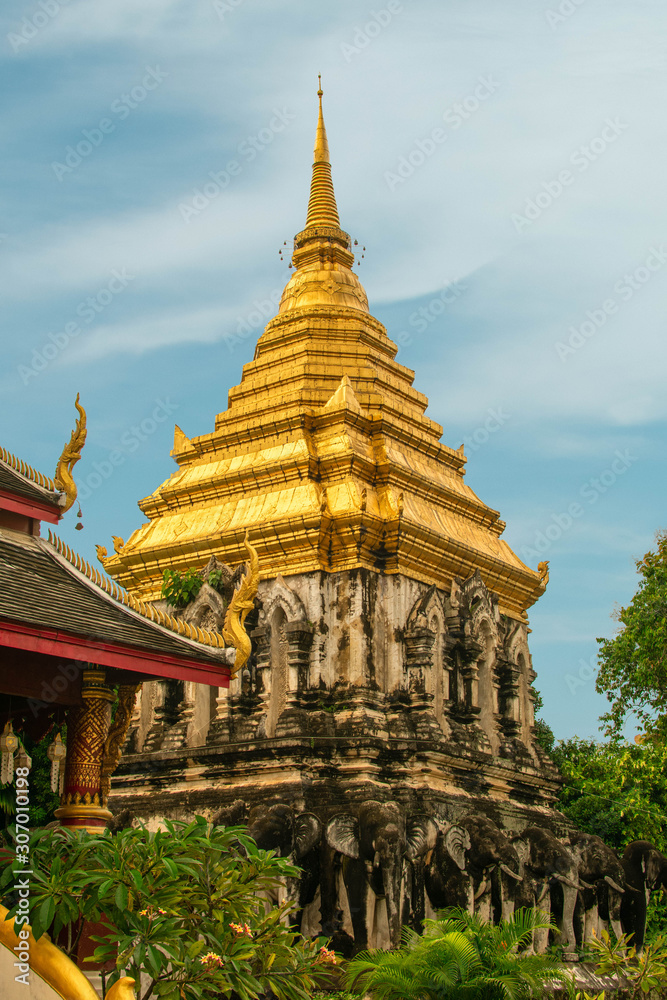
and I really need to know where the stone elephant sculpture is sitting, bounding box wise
[460,814,523,923]
[245,803,322,926]
[325,800,436,950]
[512,826,582,958]
[424,822,472,915]
[621,840,667,951]
[567,831,625,944]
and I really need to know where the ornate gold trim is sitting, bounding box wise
[46,530,227,650]
[100,684,140,804]
[0,445,57,491]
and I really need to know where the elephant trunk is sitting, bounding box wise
[382,860,403,949]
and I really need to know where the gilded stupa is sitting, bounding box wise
[109,86,562,949]
[102,86,544,624]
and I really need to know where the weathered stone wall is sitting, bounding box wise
[115,566,560,828]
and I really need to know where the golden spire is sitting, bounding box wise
[305,77,340,230]
[278,79,368,313]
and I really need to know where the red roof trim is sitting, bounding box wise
[0,620,230,689]
[0,489,61,524]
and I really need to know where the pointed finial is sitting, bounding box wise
[318,74,323,98]
[305,78,340,229]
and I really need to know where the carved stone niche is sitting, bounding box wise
[404,586,450,740]
[250,577,315,739]
[445,571,504,754]
[182,581,227,632]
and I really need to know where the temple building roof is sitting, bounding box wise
[101,87,546,622]
[0,446,64,523]
[0,435,231,692]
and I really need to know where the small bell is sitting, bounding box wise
[0,721,19,784]
[75,505,84,531]
[47,733,67,794]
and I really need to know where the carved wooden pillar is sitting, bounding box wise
[56,665,114,832]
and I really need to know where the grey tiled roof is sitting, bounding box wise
[0,460,62,511]
[0,528,226,667]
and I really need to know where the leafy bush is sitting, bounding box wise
[585,928,667,999]
[345,907,570,1000]
[207,569,226,595]
[0,817,334,1000]
[161,569,204,609]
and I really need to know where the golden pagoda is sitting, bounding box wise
[109,89,562,956]
[102,85,544,624]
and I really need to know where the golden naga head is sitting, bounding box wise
[222,530,260,678]
[54,394,87,514]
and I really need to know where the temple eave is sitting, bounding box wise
[102,511,541,619]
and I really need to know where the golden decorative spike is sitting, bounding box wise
[100,684,140,804]
[537,560,550,588]
[223,530,260,678]
[96,545,110,567]
[54,394,87,514]
[47,529,53,543]
[305,79,340,230]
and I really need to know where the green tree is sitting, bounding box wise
[345,908,570,1000]
[596,530,667,739]
[551,737,667,939]
[0,817,335,1000]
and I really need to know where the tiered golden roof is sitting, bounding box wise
[103,87,544,620]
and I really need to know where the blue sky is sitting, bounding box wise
[1,0,665,741]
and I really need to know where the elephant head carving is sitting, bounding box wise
[621,840,667,951]
[325,801,434,949]
[424,823,472,913]
[459,814,522,922]
[246,803,322,862]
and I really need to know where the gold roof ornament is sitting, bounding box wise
[222,530,260,678]
[54,394,87,514]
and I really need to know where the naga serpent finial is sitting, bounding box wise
[54,394,87,514]
[537,560,550,587]
[222,530,259,678]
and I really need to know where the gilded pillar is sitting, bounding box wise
[55,666,114,833]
